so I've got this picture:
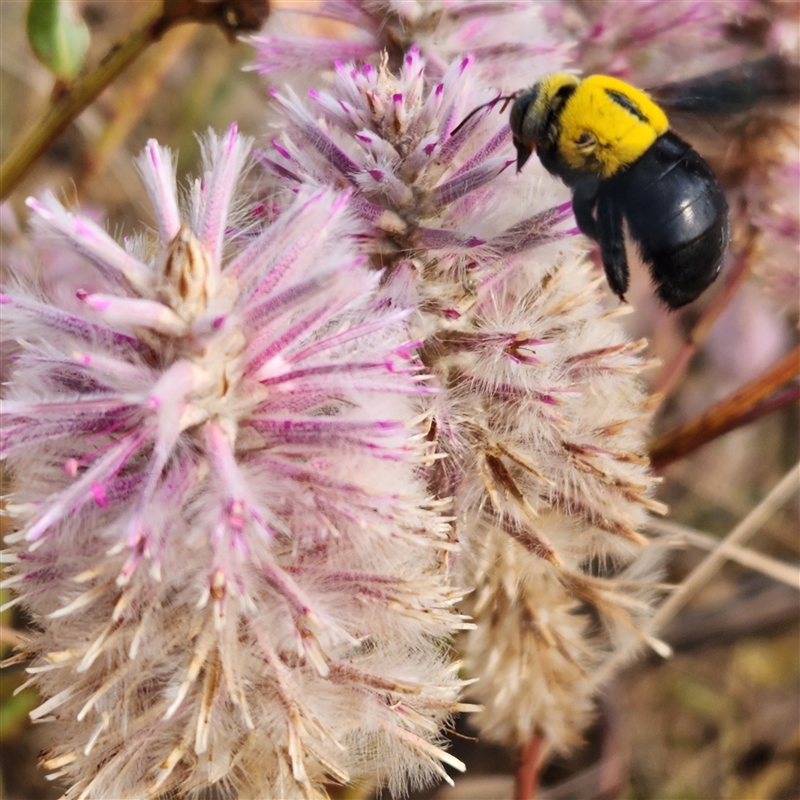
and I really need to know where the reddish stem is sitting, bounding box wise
[649,343,800,469]
[515,734,544,800]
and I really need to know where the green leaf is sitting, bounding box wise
[26,0,90,81]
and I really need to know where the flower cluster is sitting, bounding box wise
[548,0,757,81]
[261,49,666,751]
[251,0,573,89]
[1,127,468,799]
[4,2,697,793]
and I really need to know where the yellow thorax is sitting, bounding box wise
[552,74,669,178]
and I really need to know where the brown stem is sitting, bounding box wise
[732,384,800,430]
[651,224,760,404]
[649,343,800,469]
[0,1,269,200]
[1,5,169,200]
[515,734,543,800]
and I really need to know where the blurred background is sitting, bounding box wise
[1,1,798,798]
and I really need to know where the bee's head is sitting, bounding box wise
[509,74,579,173]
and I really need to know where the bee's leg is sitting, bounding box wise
[596,194,629,302]
[572,180,599,240]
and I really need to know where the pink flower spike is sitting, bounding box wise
[92,482,109,508]
[80,293,186,336]
[195,124,249,275]
[253,40,668,786]
[26,194,152,294]
[137,140,181,244]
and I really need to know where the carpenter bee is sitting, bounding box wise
[513,73,730,309]
[457,72,731,309]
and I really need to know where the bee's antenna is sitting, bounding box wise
[450,93,519,137]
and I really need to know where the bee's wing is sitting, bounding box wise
[648,55,799,117]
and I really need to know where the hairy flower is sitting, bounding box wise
[251,0,572,89]
[260,50,666,752]
[1,126,468,799]
[550,0,757,81]
[266,49,571,261]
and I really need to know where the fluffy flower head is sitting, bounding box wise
[260,49,666,751]
[2,126,465,799]
[265,48,574,314]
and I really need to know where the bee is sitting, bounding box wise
[456,73,731,309]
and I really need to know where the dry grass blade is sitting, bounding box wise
[648,518,800,589]
[76,24,199,199]
[650,462,800,633]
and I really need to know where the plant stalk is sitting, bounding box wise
[649,343,800,469]
[0,5,175,200]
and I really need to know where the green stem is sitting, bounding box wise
[0,5,172,200]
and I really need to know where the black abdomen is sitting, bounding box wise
[608,132,729,308]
